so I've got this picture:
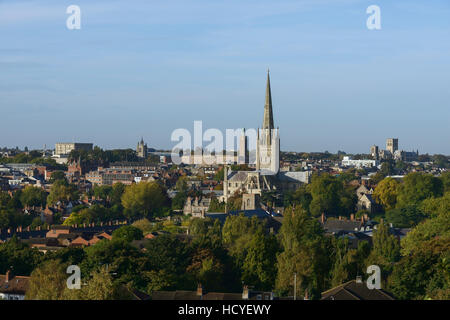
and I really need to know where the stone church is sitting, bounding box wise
[222,71,310,209]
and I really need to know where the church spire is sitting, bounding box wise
[263,69,274,129]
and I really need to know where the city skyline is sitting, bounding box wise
[1,0,449,154]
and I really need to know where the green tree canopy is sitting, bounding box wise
[275,206,331,299]
[20,185,47,208]
[25,259,67,300]
[396,172,443,208]
[121,182,170,219]
[385,206,426,228]
[47,180,79,205]
[112,225,143,242]
[373,177,400,210]
[307,173,356,217]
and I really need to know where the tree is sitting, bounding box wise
[388,237,449,300]
[172,191,187,210]
[63,204,113,226]
[144,234,192,290]
[396,172,443,208]
[0,192,11,207]
[419,191,450,218]
[283,185,312,211]
[132,218,154,234]
[26,259,67,300]
[366,222,400,279]
[401,210,449,256]
[208,196,225,213]
[110,182,126,205]
[307,173,355,217]
[20,186,47,208]
[80,239,147,288]
[370,161,395,184]
[275,206,331,299]
[0,236,43,275]
[112,225,143,242]
[63,208,92,226]
[385,206,426,228]
[330,239,370,287]
[175,177,188,193]
[49,171,67,183]
[373,177,399,210]
[241,231,279,290]
[186,248,225,292]
[221,215,264,267]
[93,185,113,201]
[62,266,119,300]
[121,182,170,219]
[440,171,450,192]
[47,180,78,205]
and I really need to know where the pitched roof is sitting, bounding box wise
[152,290,202,300]
[0,274,30,295]
[321,280,395,300]
[228,171,249,182]
[323,220,362,233]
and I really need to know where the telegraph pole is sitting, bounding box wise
[294,272,297,300]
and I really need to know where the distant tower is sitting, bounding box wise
[386,138,398,154]
[238,128,248,164]
[370,145,379,160]
[256,70,280,175]
[137,137,148,159]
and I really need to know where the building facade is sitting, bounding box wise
[386,138,398,154]
[54,143,93,156]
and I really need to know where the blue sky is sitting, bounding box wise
[1,0,449,154]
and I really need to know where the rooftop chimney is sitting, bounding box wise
[356,276,363,284]
[350,214,355,221]
[5,270,12,282]
[196,283,203,296]
[242,285,249,300]
[321,213,325,224]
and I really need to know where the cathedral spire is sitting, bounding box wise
[263,69,274,129]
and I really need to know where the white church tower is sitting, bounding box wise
[256,70,280,175]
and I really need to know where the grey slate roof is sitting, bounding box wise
[321,280,395,300]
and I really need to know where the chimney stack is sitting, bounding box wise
[5,270,12,282]
[350,214,355,221]
[242,285,249,300]
[196,283,203,296]
[321,213,325,224]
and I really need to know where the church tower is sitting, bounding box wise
[137,137,148,159]
[256,70,280,175]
